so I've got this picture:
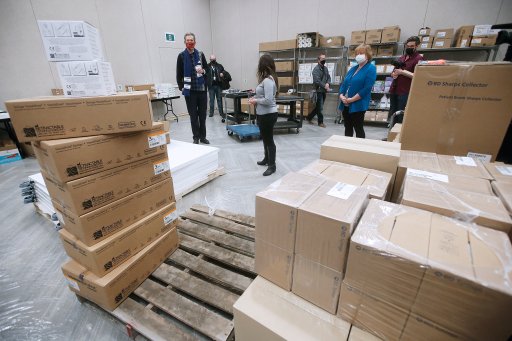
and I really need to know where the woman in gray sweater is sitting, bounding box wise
[249,54,279,176]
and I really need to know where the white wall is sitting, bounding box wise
[0,0,212,116]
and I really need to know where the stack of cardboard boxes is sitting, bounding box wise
[6,92,179,311]
[349,26,400,57]
[419,24,499,49]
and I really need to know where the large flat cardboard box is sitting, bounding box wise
[434,28,454,39]
[296,180,368,271]
[350,30,366,45]
[377,45,396,57]
[320,135,401,177]
[277,39,297,50]
[255,238,293,290]
[484,162,512,183]
[319,36,345,47]
[5,92,153,142]
[233,276,351,341]
[381,26,400,43]
[436,155,492,180]
[343,199,512,341]
[279,76,294,86]
[400,63,512,161]
[292,255,342,314]
[55,178,175,246]
[62,228,179,311]
[57,61,116,97]
[33,122,168,182]
[470,35,497,47]
[299,160,390,200]
[44,153,170,216]
[401,175,511,232]
[275,61,295,72]
[365,29,382,44]
[259,41,278,52]
[432,37,452,48]
[37,20,103,61]
[401,313,462,341]
[255,172,324,252]
[492,181,512,214]
[454,25,474,48]
[60,203,177,276]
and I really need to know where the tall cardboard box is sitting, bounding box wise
[400,63,512,161]
[56,61,116,97]
[381,26,400,43]
[60,203,177,276]
[55,178,175,246]
[37,20,103,61]
[32,122,168,182]
[350,30,366,45]
[233,276,351,341]
[365,29,382,44]
[6,92,154,142]
[62,228,179,311]
[454,25,474,47]
[484,162,512,183]
[320,135,401,176]
[43,153,171,216]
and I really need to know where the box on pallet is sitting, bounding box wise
[43,153,170,216]
[492,181,512,215]
[400,63,512,161]
[484,162,512,183]
[5,92,153,143]
[436,155,492,180]
[37,20,103,61]
[60,203,177,276]
[62,228,179,311]
[33,122,168,182]
[55,178,175,246]
[57,61,116,97]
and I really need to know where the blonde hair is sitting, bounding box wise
[355,44,372,61]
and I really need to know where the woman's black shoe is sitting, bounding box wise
[257,159,268,166]
[263,165,276,176]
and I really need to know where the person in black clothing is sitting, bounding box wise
[206,54,225,117]
[306,54,331,128]
[176,32,210,144]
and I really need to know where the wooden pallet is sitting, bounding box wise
[175,168,226,200]
[103,205,257,341]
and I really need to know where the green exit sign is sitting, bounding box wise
[165,32,175,42]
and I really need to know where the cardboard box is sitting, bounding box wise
[473,24,500,36]
[421,35,433,43]
[436,155,492,180]
[37,20,103,61]
[320,135,401,176]
[62,228,179,311]
[370,46,378,57]
[292,255,342,314]
[375,112,388,122]
[259,41,278,52]
[343,199,512,341]
[365,29,382,44]
[364,111,376,121]
[6,92,154,143]
[381,26,400,43]
[470,35,497,47]
[233,276,351,341]
[279,76,294,87]
[125,84,154,92]
[387,123,401,142]
[419,41,432,49]
[43,153,171,216]
[377,46,396,57]
[390,150,441,203]
[275,61,295,72]
[434,28,454,39]
[348,326,382,341]
[255,172,325,252]
[319,36,345,47]
[401,313,462,341]
[299,160,392,200]
[51,88,64,96]
[60,203,177,276]
[277,39,297,50]
[484,162,512,183]
[57,61,116,97]
[255,239,293,290]
[297,32,322,48]
[0,147,22,165]
[350,30,366,45]
[432,37,452,48]
[454,25,474,47]
[295,179,368,270]
[401,175,512,232]
[33,122,168,182]
[400,63,512,161]
[418,27,431,36]
[492,181,512,214]
[55,178,175,246]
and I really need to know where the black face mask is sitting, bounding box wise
[210,60,216,64]
[405,48,415,55]
[320,60,326,65]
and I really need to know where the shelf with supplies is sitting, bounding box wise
[349,42,400,47]
[416,45,499,61]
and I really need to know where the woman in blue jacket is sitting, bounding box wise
[339,44,377,138]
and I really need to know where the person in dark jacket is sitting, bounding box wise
[206,54,225,117]
[176,32,210,144]
[306,54,331,128]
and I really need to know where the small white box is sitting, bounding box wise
[38,20,104,61]
[57,61,116,97]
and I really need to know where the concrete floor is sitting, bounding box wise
[0,111,387,340]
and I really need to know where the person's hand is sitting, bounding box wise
[324,83,330,90]
[339,94,346,101]
[220,72,224,77]
[248,97,257,105]
[195,65,203,73]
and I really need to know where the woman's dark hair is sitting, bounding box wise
[257,54,279,93]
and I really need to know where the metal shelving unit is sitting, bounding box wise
[417,45,499,61]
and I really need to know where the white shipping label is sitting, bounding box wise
[407,168,449,183]
[148,133,166,148]
[327,182,357,200]
[466,152,491,163]
[438,32,446,38]
[66,276,80,291]
[163,210,178,225]
[153,159,170,175]
[454,156,477,167]
[496,166,512,176]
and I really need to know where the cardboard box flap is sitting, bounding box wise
[492,181,512,214]
[256,172,325,207]
[386,212,431,264]
[298,159,333,177]
[405,168,493,195]
[324,135,401,157]
[321,164,369,186]
[484,162,512,183]
[437,155,492,180]
[399,150,441,171]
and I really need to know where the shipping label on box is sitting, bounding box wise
[38,20,103,61]
[473,24,500,36]
[421,36,433,43]
[365,29,382,44]
[420,41,433,49]
[57,61,116,97]
[432,38,452,48]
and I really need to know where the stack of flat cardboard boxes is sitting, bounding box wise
[5,93,179,311]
